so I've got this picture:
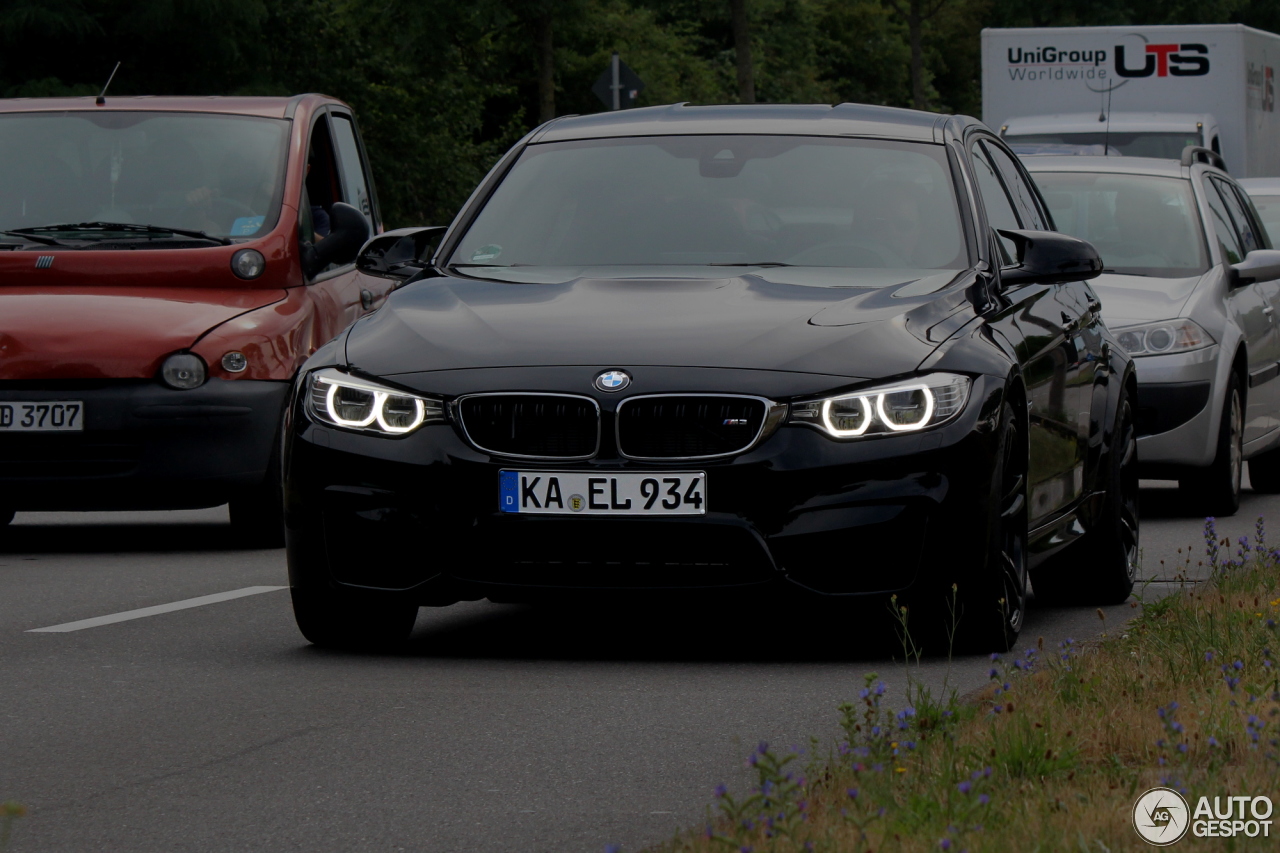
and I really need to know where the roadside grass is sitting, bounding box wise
[647,518,1280,852]
[0,802,23,851]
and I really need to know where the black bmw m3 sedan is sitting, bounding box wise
[282,103,1138,652]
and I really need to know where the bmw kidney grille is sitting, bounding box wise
[616,395,769,460]
[456,394,600,459]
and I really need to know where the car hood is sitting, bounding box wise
[345,270,972,380]
[1090,271,1208,327]
[0,287,287,380]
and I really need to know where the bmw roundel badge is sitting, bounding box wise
[594,369,631,392]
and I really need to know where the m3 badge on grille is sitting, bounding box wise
[594,370,631,392]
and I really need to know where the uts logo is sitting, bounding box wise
[594,370,631,392]
[1116,42,1209,78]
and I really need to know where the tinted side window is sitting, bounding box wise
[301,116,342,246]
[1215,178,1266,253]
[1205,179,1245,264]
[981,140,1049,230]
[332,115,375,232]
[969,142,1021,264]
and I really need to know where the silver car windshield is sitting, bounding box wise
[1032,172,1210,278]
[1007,131,1201,159]
[450,135,968,285]
[0,111,289,240]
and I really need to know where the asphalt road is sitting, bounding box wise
[1,481,1275,852]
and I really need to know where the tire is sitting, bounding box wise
[1248,444,1280,493]
[0,507,13,527]
[229,418,286,548]
[291,586,419,650]
[1033,389,1139,606]
[1180,372,1242,517]
[953,399,1028,654]
[229,480,285,548]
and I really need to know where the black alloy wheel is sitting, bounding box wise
[954,399,1028,653]
[291,586,420,650]
[1182,372,1242,517]
[1033,390,1139,605]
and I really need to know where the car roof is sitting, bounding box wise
[1239,178,1280,194]
[1020,155,1203,179]
[0,94,344,119]
[1003,112,1215,133]
[533,102,971,144]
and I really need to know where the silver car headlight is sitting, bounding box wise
[788,373,971,439]
[306,368,444,436]
[1112,319,1214,357]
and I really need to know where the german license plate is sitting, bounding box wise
[0,401,84,431]
[499,470,706,515]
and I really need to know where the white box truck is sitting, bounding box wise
[981,24,1280,176]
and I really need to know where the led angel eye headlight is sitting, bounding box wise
[791,373,970,440]
[821,395,873,436]
[876,384,934,431]
[306,368,443,436]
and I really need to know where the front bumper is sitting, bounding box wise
[1131,345,1219,470]
[0,378,288,510]
[284,373,1006,603]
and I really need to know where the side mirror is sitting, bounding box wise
[356,226,448,283]
[1230,249,1280,287]
[301,202,370,278]
[996,228,1103,286]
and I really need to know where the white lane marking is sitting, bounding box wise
[27,586,287,633]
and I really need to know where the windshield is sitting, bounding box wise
[1006,131,1201,160]
[1249,194,1280,246]
[1031,172,1209,278]
[449,135,967,285]
[0,111,289,240]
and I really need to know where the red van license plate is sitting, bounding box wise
[0,402,84,431]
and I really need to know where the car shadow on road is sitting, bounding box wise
[1139,484,1202,519]
[0,521,260,554]
[291,595,1027,665]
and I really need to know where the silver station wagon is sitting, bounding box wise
[1026,149,1280,515]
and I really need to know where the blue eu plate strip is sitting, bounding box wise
[499,470,519,513]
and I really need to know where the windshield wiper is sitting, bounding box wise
[9,222,231,246]
[707,261,793,267]
[0,230,70,247]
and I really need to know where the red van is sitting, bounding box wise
[0,94,395,543]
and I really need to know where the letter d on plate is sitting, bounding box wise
[499,470,520,512]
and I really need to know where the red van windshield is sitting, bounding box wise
[0,111,289,240]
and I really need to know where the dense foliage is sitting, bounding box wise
[0,0,1277,227]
